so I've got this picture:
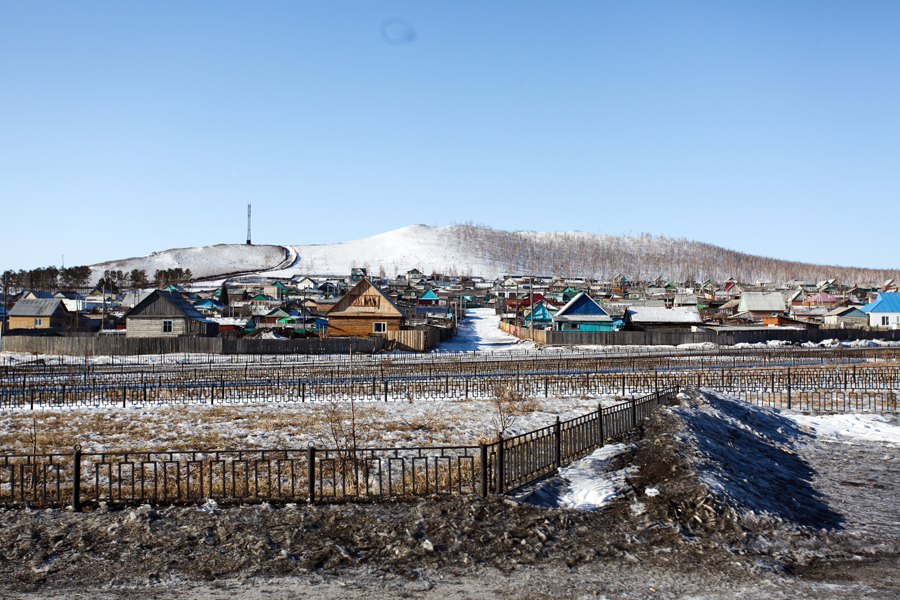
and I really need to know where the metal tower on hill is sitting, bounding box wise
[246,204,252,245]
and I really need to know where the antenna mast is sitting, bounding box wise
[246,204,252,245]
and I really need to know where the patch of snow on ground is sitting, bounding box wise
[529,443,634,510]
[785,412,900,447]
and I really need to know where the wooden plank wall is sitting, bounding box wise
[0,336,383,356]
[499,323,900,346]
[382,327,449,352]
[537,328,900,346]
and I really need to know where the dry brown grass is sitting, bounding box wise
[487,382,543,441]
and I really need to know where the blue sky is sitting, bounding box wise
[1,1,898,272]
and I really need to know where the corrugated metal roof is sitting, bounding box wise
[9,298,67,317]
[862,292,900,314]
[739,292,786,313]
[627,307,702,324]
[824,306,865,317]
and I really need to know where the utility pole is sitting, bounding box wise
[1,271,7,343]
[529,275,534,337]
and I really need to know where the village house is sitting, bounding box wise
[551,292,618,332]
[326,279,407,337]
[523,300,557,328]
[417,288,440,306]
[7,298,72,331]
[624,306,702,331]
[862,292,900,328]
[737,291,787,319]
[823,306,868,328]
[123,290,219,338]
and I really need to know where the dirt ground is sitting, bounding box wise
[2,389,899,599]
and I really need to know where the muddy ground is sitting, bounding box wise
[2,389,899,599]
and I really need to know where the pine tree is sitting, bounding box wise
[220,282,230,306]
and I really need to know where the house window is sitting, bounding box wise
[373,322,387,333]
[163,320,174,333]
[34,318,43,327]
[563,323,579,330]
[882,316,890,326]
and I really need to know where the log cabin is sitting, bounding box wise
[326,279,407,337]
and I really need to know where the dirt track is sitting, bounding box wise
[3,390,899,599]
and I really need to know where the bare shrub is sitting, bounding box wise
[489,382,542,441]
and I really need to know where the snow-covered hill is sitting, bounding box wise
[87,224,899,284]
[263,224,494,280]
[89,244,289,285]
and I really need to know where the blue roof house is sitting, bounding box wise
[861,292,900,328]
[551,292,618,332]
[523,301,556,328]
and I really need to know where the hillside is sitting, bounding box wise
[89,244,289,285]
[86,225,898,285]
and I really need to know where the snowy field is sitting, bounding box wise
[0,393,624,455]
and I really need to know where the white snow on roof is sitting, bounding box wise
[627,306,702,324]
[740,291,786,312]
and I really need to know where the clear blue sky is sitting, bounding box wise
[2,1,898,272]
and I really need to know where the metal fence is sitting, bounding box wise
[2,361,899,412]
[0,389,677,510]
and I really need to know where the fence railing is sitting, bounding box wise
[0,388,678,509]
[2,362,898,412]
[5,342,900,375]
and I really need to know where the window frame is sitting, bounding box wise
[34,318,43,327]
[162,319,174,334]
[373,321,387,333]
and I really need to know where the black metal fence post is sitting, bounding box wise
[598,402,605,444]
[787,368,792,410]
[496,437,505,495]
[479,443,488,497]
[554,416,561,470]
[307,445,316,503]
[72,446,82,512]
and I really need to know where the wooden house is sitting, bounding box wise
[552,292,617,332]
[418,288,440,306]
[8,299,72,331]
[737,292,787,319]
[823,306,868,327]
[326,279,407,337]
[21,291,55,300]
[523,301,557,328]
[803,292,839,306]
[123,291,219,338]
[293,277,319,291]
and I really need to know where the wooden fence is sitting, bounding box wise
[501,326,900,347]
[381,327,451,352]
[0,335,384,356]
